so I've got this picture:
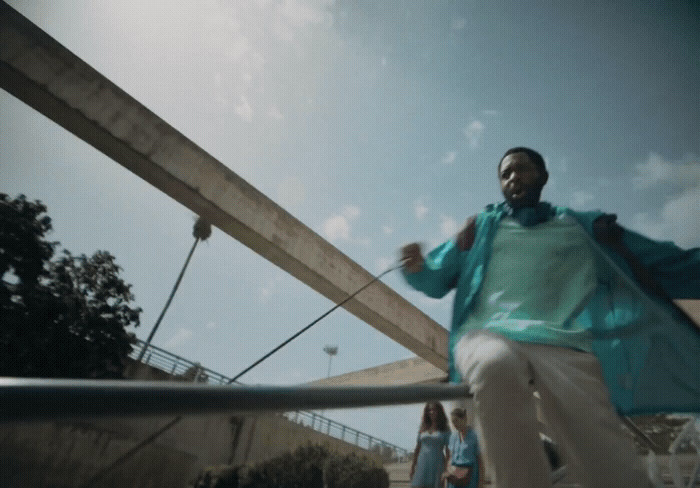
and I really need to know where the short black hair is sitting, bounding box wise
[499,147,547,173]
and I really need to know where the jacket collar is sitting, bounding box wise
[501,201,554,227]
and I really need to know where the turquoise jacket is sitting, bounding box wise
[403,202,700,415]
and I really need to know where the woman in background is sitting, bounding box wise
[410,402,451,488]
[442,407,483,488]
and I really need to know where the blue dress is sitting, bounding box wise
[447,428,479,488]
[411,430,451,487]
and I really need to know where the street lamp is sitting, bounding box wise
[137,217,211,361]
[323,345,338,378]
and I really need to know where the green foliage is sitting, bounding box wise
[0,193,141,378]
[323,450,390,488]
[234,444,389,488]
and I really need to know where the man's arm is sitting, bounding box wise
[399,215,475,299]
[593,214,669,299]
[593,214,700,327]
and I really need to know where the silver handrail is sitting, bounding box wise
[0,378,470,422]
[129,339,418,457]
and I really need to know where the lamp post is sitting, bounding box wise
[137,217,211,361]
[323,345,338,378]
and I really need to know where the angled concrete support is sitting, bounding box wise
[0,2,449,371]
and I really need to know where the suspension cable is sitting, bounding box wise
[228,261,405,383]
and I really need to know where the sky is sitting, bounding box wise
[2,0,699,451]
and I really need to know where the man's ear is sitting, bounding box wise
[539,170,549,187]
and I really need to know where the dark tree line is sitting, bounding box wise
[0,193,141,378]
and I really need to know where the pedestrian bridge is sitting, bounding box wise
[1,3,698,487]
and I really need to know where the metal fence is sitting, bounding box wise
[130,339,411,461]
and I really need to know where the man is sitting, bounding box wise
[401,147,700,488]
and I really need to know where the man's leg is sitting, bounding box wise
[454,331,553,488]
[523,344,651,488]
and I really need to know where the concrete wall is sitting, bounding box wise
[0,360,382,488]
[0,411,381,488]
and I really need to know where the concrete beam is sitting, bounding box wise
[310,356,447,387]
[0,2,449,371]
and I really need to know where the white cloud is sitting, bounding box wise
[259,285,272,300]
[570,190,594,208]
[235,95,253,122]
[205,321,217,330]
[463,120,484,149]
[631,185,700,248]
[451,17,466,30]
[440,215,459,238]
[273,0,331,42]
[342,205,361,220]
[163,327,193,349]
[258,274,285,301]
[441,151,457,165]
[277,176,306,208]
[414,200,429,220]
[481,109,500,116]
[633,153,673,189]
[323,215,350,242]
[633,152,700,189]
[382,225,394,235]
[375,256,393,273]
[268,104,284,120]
[322,205,362,243]
[630,152,700,248]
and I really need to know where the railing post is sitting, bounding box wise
[341,425,346,441]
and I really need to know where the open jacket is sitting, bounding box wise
[403,202,700,415]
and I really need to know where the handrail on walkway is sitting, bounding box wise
[0,378,471,423]
[131,340,231,385]
[130,339,415,457]
[282,410,411,460]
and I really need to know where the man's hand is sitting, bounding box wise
[400,243,424,273]
[593,214,624,249]
[456,215,477,251]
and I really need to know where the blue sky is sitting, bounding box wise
[2,0,699,450]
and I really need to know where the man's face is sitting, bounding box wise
[499,152,548,208]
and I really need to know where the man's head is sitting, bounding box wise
[498,147,549,208]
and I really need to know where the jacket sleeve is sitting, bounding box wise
[622,229,700,299]
[401,239,462,299]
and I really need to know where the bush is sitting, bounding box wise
[323,451,390,488]
[225,444,389,488]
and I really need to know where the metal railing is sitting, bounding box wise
[130,340,230,384]
[129,339,411,461]
[282,410,410,462]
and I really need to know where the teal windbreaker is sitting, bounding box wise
[403,202,700,415]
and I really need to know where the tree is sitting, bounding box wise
[0,193,141,378]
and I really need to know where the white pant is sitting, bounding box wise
[454,330,651,488]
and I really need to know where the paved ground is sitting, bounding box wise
[386,454,700,487]
[384,461,411,488]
